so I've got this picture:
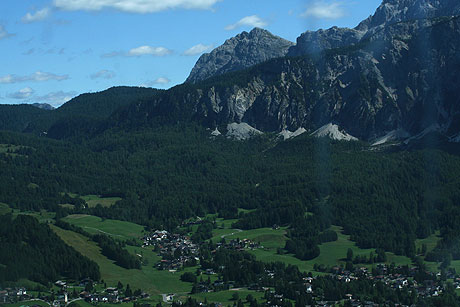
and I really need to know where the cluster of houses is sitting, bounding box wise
[217,238,261,251]
[142,230,200,271]
[0,288,28,304]
[289,264,460,306]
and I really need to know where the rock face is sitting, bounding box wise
[124,0,460,142]
[186,28,294,83]
[289,0,460,57]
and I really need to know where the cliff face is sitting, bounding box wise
[186,28,294,83]
[288,0,460,57]
[122,14,460,141]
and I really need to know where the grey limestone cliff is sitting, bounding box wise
[186,28,294,83]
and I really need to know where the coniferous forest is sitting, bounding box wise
[0,88,460,306]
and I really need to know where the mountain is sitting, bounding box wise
[186,28,294,83]
[113,0,460,144]
[0,87,160,136]
[288,0,460,57]
[0,104,50,132]
[1,0,459,145]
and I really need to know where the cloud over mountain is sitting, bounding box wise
[225,15,268,31]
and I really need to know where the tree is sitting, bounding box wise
[232,292,239,301]
[125,284,132,297]
[117,281,123,289]
[347,248,354,261]
[421,244,427,256]
[85,281,93,292]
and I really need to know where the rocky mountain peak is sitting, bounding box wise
[186,28,294,83]
[357,0,460,31]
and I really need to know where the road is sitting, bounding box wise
[221,229,243,239]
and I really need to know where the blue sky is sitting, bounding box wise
[0,0,382,107]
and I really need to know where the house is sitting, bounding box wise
[305,283,313,294]
[0,290,9,303]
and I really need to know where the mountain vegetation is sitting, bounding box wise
[0,214,100,284]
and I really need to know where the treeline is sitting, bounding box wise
[92,235,141,269]
[55,220,140,270]
[0,214,100,285]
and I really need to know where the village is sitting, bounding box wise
[0,279,150,307]
[3,225,460,307]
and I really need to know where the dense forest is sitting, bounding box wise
[1,122,460,266]
[0,214,100,284]
[0,85,460,286]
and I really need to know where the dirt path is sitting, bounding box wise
[221,229,243,239]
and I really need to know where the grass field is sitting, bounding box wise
[213,224,415,274]
[80,195,122,208]
[415,232,441,255]
[62,214,145,240]
[51,225,194,296]
[4,300,50,307]
[188,289,265,306]
[12,210,56,223]
[0,202,11,215]
[0,144,29,157]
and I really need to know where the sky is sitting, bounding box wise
[0,0,382,107]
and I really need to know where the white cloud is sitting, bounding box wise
[141,77,171,87]
[0,71,69,84]
[22,8,51,23]
[53,0,220,13]
[103,46,172,58]
[90,69,116,79]
[128,46,172,56]
[183,44,213,56]
[153,77,170,84]
[36,91,77,107]
[225,15,268,31]
[0,25,14,40]
[301,1,345,19]
[8,87,35,99]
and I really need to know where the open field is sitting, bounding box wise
[220,227,288,249]
[188,289,265,306]
[4,300,51,307]
[0,203,11,215]
[62,214,144,240]
[213,224,415,274]
[80,195,122,208]
[0,144,29,157]
[415,232,441,255]
[51,225,194,296]
[12,210,56,223]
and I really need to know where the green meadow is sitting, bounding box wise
[62,214,144,240]
[0,203,12,215]
[51,225,194,296]
[212,224,416,274]
[80,195,122,208]
[188,289,265,306]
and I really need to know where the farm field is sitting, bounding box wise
[50,225,193,296]
[213,224,415,274]
[62,214,144,240]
